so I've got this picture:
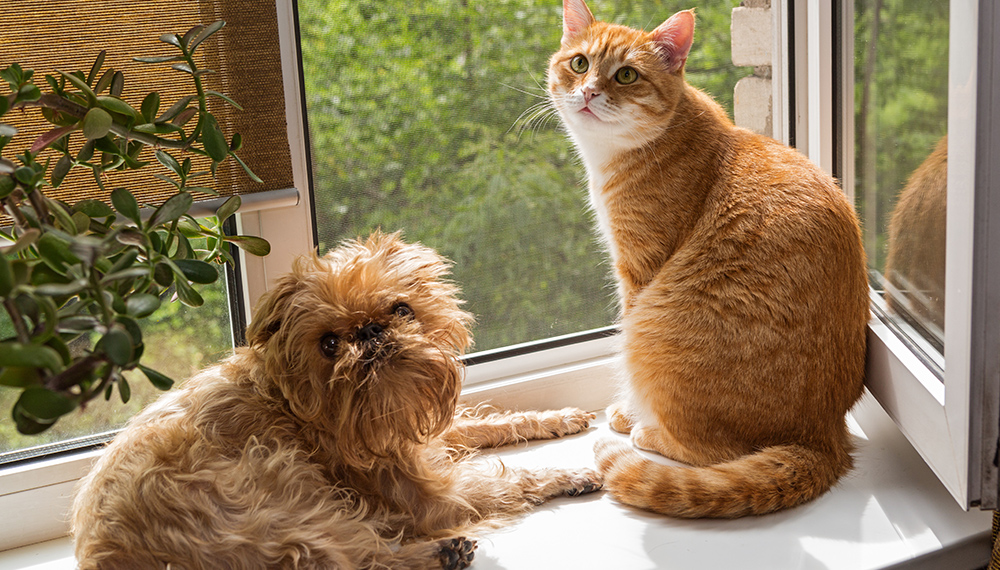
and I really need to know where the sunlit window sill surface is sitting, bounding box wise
[0,391,991,570]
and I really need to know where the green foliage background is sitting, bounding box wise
[299,0,748,351]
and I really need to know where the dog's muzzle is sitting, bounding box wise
[356,321,393,364]
[357,322,385,343]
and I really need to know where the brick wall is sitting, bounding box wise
[731,0,773,137]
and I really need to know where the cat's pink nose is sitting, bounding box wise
[583,87,600,103]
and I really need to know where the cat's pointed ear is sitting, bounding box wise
[651,9,695,73]
[562,0,595,45]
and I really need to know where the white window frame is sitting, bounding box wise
[793,0,999,510]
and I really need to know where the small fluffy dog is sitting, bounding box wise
[72,232,602,570]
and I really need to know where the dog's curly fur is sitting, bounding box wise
[71,232,602,570]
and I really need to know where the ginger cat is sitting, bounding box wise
[548,0,869,518]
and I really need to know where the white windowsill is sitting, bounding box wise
[0,389,991,570]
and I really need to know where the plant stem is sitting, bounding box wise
[14,94,193,151]
[44,353,102,393]
[182,47,209,144]
[163,219,180,258]
[25,187,52,225]
[2,298,31,343]
[78,364,114,404]
[88,263,114,325]
[2,194,31,230]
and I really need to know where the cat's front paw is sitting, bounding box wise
[606,401,635,434]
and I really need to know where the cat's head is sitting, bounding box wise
[548,0,695,151]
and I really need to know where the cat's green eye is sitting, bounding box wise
[570,55,589,74]
[615,66,639,85]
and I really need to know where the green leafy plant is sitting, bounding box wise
[0,22,269,435]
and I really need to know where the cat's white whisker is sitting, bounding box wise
[526,67,550,93]
[511,100,561,141]
[500,82,548,100]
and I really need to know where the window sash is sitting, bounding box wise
[809,0,999,510]
[967,0,1000,511]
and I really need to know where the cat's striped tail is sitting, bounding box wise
[593,437,852,518]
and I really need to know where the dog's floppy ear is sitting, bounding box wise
[246,275,296,347]
[245,255,313,347]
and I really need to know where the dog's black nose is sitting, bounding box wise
[357,322,385,343]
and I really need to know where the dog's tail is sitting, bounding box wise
[593,437,852,518]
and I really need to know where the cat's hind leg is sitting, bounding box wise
[630,424,719,466]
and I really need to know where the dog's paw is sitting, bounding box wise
[437,537,477,570]
[543,407,596,438]
[563,467,604,497]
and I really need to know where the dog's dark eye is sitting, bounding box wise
[319,333,339,359]
[392,303,414,319]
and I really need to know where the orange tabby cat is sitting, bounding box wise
[548,0,870,518]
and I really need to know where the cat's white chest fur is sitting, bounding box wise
[566,126,625,262]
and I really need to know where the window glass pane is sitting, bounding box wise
[0,244,234,459]
[853,0,949,363]
[299,0,749,352]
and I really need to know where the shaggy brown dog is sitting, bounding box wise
[72,232,602,570]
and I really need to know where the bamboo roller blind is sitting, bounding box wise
[0,1,293,221]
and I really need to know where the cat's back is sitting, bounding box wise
[645,125,869,388]
[623,124,869,433]
[685,126,866,289]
